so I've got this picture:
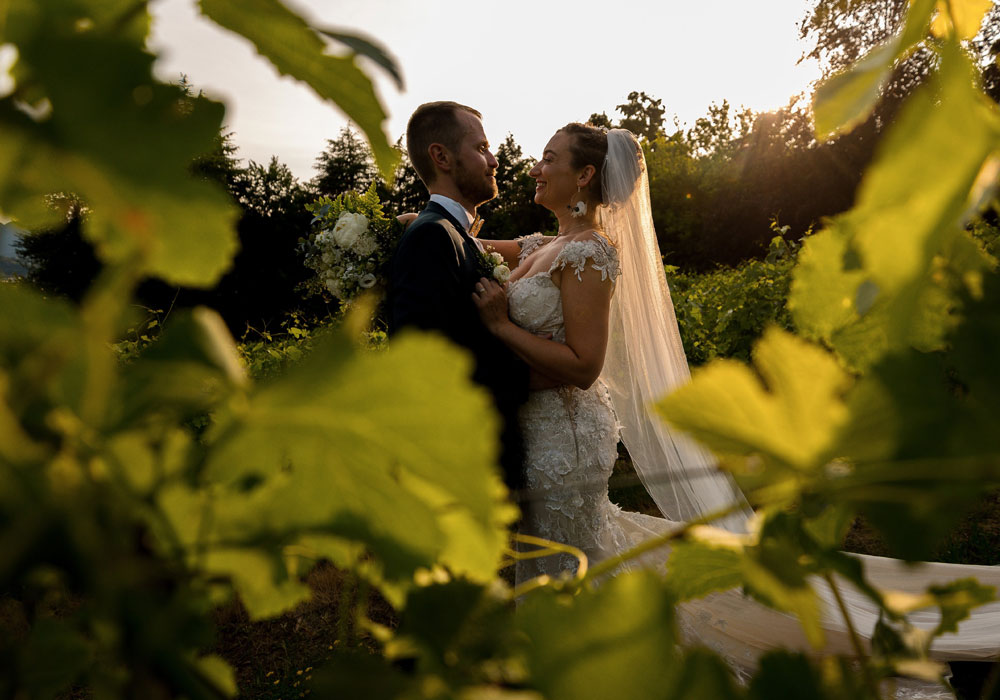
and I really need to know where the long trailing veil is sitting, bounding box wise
[595,128,1000,675]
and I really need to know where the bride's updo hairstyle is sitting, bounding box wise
[558,123,609,204]
[558,123,643,207]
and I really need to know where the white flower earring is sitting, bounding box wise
[568,186,587,218]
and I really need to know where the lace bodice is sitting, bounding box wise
[508,233,620,344]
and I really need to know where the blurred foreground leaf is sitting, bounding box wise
[199,0,399,180]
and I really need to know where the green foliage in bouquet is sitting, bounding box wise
[302,184,403,303]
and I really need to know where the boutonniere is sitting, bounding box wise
[477,246,511,284]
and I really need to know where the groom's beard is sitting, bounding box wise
[454,160,497,208]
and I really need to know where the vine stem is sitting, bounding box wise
[509,534,588,598]
[574,499,749,586]
[822,571,882,700]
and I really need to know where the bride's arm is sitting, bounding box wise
[479,239,522,267]
[472,267,613,390]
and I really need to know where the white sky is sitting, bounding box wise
[150,0,821,182]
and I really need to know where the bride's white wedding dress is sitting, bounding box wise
[510,232,672,582]
[504,130,1000,699]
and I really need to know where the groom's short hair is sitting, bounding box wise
[407,101,483,186]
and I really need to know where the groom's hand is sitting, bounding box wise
[471,277,509,333]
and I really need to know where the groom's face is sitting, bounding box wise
[452,111,499,208]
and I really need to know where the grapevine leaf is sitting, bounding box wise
[517,571,680,700]
[813,40,904,140]
[316,27,404,89]
[788,226,867,342]
[389,580,517,685]
[197,331,513,613]
[666,537,744,601]
[931,0,994,39]
[198,0,399,180]
[813,0,937,138]
[748,652,823,700]
[0,27,239,286]
[885,578,997,636]
[665,648,742,699]
[796,44,1000,370]
[19,619,92,700]
[193,655,237,698]
[656,328,851,474]
[742,513,825,648]
[117,308,245,425]
[310,651,418,698]
[202,548,310,619]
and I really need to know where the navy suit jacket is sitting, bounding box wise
[387,201,529,493]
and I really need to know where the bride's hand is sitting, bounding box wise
[397,213,418,229]
[471,277,509,333]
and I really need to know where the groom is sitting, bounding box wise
[387,101,529,496]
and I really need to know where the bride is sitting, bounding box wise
[472,123,1000,691]
[473,123,747,580]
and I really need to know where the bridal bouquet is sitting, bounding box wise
[302,184,403,303]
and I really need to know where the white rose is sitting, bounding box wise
[325,279,342,296]
[333,211,368,249]
[490,251,504,265]
[321,251,333,265]
[359,273,377,289]
[492,264,511,284]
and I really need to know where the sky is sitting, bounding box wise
[151,1,822,182]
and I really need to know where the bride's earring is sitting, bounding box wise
[568,186,587,218]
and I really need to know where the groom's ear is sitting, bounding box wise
[428,143,452,173]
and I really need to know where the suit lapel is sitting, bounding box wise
[424,200,468,237]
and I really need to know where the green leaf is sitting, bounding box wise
[198,0,399,180]
[813,0,937,138]
[204,548,310,619]
[665,648,742,700]
[796,44,1000,370]
[518,571,680,700]
[788,226,867,344]
[316,27,404,90]
[884,578,996,636]
[742,513,825,648]
[390,580,518,688]
[195,331,514,614]
[666,535,744,601]
[932,0,995,39]
[657,327,851,474]
[117,308,245,425]
[748,652,826,700]
[193,654,237,698]
[310,650,418,699]
[0,25,239,286]
[19,619,92,700]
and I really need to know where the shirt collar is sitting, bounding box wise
[429,194,475,231]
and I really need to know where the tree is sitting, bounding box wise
[137,156,316,334]
[312,126,379,198]
[616,91,666,143]
[384,142,427,216]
